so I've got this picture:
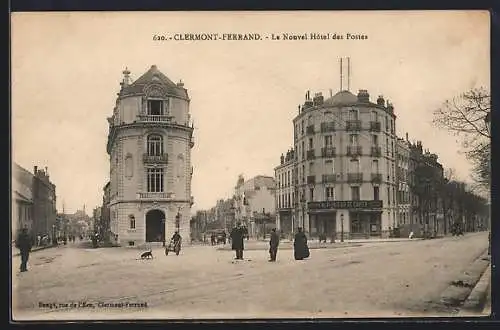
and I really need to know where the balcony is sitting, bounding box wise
[320,122,336,133]
[306,149,316,160]
[370,121,381,132]
[347,146,362,157]
[370,146,382,157]
[346,120,362,131]
[321,147,336,158]
[137,114,173,122]
[307,175,316,184]
[137,192,173,200]
[371,173,382,183]
[143,153,168,164]
[306,125,315,135]
[347,173,363,183]
[322,174,336,183]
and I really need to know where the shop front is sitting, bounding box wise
[308,200,383,240]
[278,209,293,236]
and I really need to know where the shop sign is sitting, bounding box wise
[307,200,383,210]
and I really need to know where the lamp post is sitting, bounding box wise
[162,218,166,247]
[176,207,181,232]
[340,213,344,243]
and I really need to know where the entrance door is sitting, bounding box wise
[145,209,165,242]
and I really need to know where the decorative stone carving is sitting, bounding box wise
[144,84,166,98]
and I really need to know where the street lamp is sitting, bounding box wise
[175,207,181,232]
[340,213,344,243]
[162,218,166,247]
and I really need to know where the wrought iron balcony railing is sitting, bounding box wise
[306,149,316,160]
[370,121,381,132]
[347,173,363,183]
[137,115,172,122]
[137,192,173,199]
[322,174,336,183]
[143,153,168,163]
[320,122,336,133]
[346,120,362,131]
[347,146,362,157]
[321,147,336,158]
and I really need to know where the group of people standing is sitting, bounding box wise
[230,222,310,262]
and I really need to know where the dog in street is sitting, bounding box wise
[140,249,153,260]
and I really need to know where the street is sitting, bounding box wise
[12,232,489,320]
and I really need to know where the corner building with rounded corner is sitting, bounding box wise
[106,65,194,247]
[292,89,398,239]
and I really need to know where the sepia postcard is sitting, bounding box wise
[10,10,491,321]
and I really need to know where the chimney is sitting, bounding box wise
[357,89,370,103]
[313,92,324,106]
[406,132,409,141]
[177,80,185,88]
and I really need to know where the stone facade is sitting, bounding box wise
[12,163,57,242]
[106,65,194,246]
[396,136,412,233]
[291,90,397,239]
[274,148,296,236]
[233,175,276,238]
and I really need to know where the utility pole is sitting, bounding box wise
[340,213,344,242]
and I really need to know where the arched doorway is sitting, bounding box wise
[145,209,165,242]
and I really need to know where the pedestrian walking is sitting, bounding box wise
[269,228,280,262]
[293,227,310,260]
[230,222,245,260]
[15,227,33,272]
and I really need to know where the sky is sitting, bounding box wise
[11,11,490,215]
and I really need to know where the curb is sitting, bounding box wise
[438,250,490,311]
[458,262,491,315]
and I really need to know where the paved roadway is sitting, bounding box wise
[12,232,488,320]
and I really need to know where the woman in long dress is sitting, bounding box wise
[293,227,310,260]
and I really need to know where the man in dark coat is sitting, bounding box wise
[15,228,32,272]
[230,222,245,260]
[269,228,280,262]
[294,227,310,260]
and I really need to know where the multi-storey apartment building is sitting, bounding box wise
[233,175,276,237]
[396,135,412,229]
[274,148,296,235]
[106,65,195,246]
[291,89,398,239]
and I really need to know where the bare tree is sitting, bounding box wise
[433,87,491,190]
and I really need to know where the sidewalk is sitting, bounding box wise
[11,244,57,257]
[457,258,491,316]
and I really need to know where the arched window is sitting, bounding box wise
[129,215,136,229]
[147,134,163,156]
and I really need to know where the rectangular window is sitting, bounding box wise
[349,109,358,121]
[302,141,305,160]
[385,116,389,131]
[309,138,313,149]
[326,187,335,200]
[302,165,305,183]
[387,187,391,205]
[351,186,360,201]
[148,100,164,116]
[350,134,358,146]
[373,186,380,201]
[324,135,333,147]
[372,159,379,173]
[372,134,378,145]
[371,110,378,122]
[147,168,164,192]
[325,159,335,173]
[301,120,304,135]
[309,162,315,175]
[350,159,360,173]
[129,216,136,229]
[310,187,314,201]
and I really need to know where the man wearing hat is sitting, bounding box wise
[15,227,33,272]
[230,222,245,260]
[269,228,280,262]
